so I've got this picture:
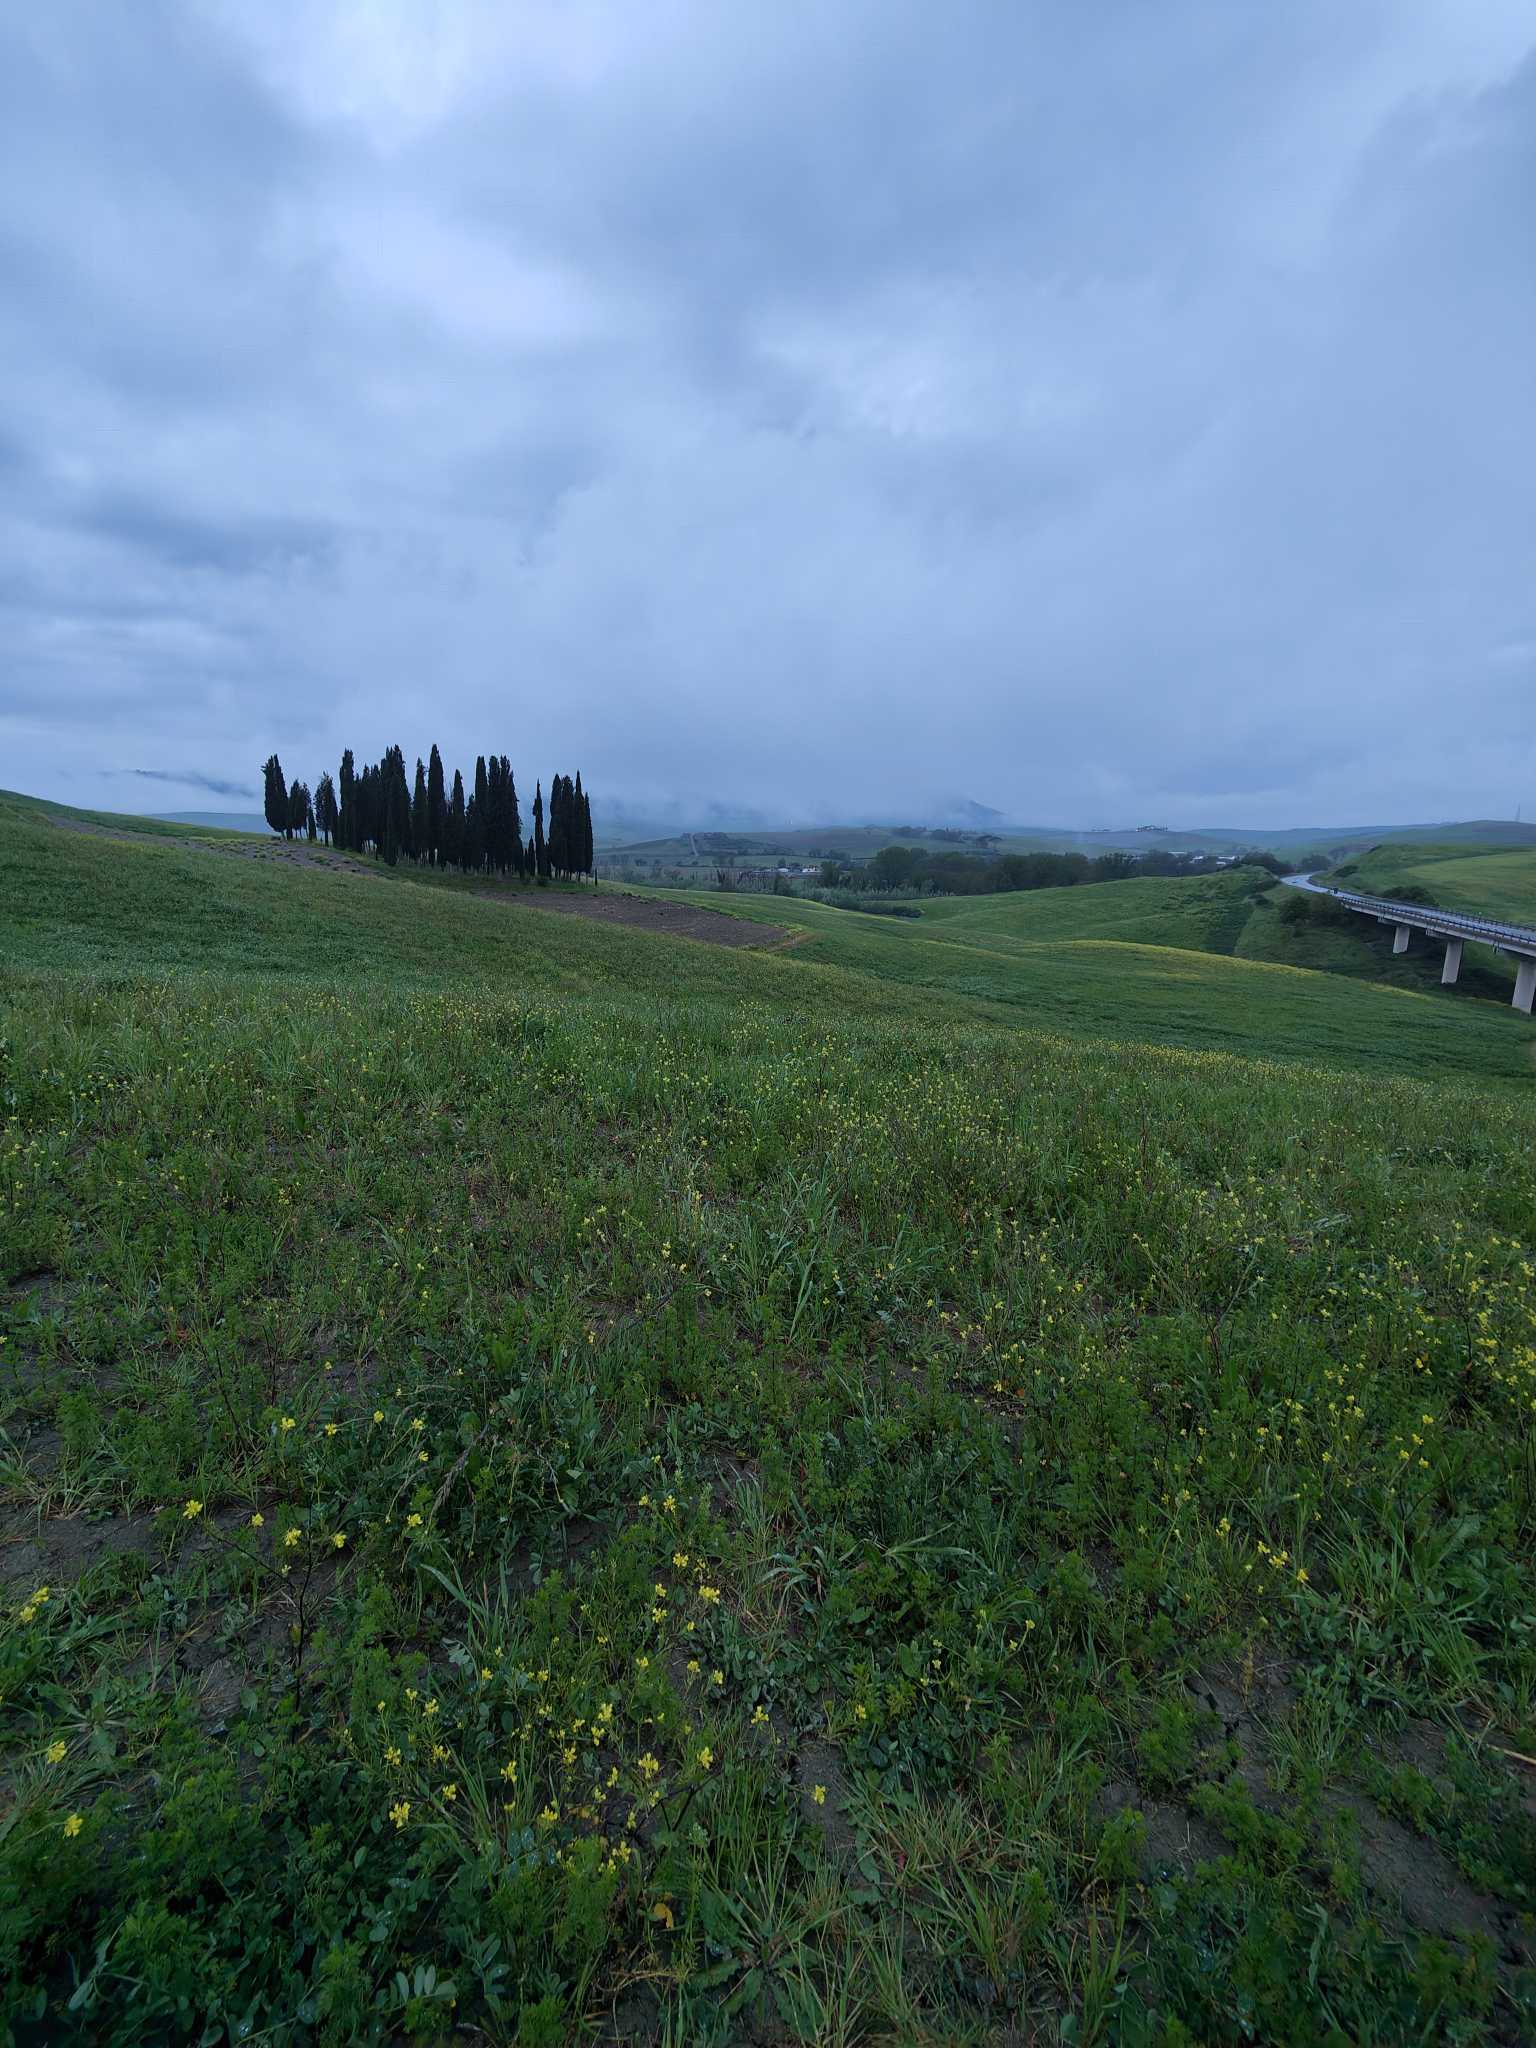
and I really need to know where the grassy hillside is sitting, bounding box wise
[915,866,1269,952]
[1328,842,1536,930]
[647,872,1535,1083]
[0,787,259,841]
[4,799,1536,2044]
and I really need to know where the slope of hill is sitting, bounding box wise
[639,870,1533,1081]
[1,787,259,840]
[1327,841,1536,928]
[3,795,1536,2044]
[915,866,1269,952]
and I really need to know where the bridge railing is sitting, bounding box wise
[1324,888,1536,952]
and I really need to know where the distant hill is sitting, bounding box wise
[154,810,268,833]
[602,815,1536,871]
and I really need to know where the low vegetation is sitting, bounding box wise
[3,793,1535,2043]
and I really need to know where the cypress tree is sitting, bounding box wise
[525,832,535,877]
[447,768,466,869]
[575,772,592,877]
[287,779,312,840]
[356,763,375,855]
[337,749,355,850]
[487,755,505,873]
[471,756,489,872]
[314,772,338,846]
[427,745,446,866]
[411,758,429,862]
[548,775,566,878]
[507,764,522,877]
[533,781,547,880]
[262,754,288,836]
[381,745,411,866]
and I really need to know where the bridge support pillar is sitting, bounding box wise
[1441,938,1463,985]
[1514,958,1536,1016]
[1392,924,1411,955]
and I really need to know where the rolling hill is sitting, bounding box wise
[3,789,1535,2044]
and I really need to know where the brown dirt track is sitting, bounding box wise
[494,887,785,948]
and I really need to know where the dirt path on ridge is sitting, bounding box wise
[486,886,786,948]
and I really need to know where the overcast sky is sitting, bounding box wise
[2,3,1533,830]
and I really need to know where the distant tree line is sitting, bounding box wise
[260,746,593,879]
[814,843,1292,898]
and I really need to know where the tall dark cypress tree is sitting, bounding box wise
[506,762,522,877]
[447,768,466,869]
[288,779,312,840]
[533,781,547,880]
[427,745,446,866]
[314,771,338,846]
[525,833,535,877]
[575,772,592,877]
[547,775,565,878]
[487,755,505,874]
[356,763,375,855]
[337,749,356,850]
[471,756,489,872]
[411,758,429,862]
[262,754,288,836]
[381,745,411,866]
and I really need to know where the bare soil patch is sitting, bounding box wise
[493,887,785,948]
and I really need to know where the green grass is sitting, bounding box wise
[3,798,1536,2044]
[653,872,1536,1084]
[913,867,1269,952]
[0,786,261,841]
[1328,842,1536,931]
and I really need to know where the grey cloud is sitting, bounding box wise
[0,3,1533,827]
[123,767,257,798]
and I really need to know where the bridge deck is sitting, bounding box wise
[1325,887,1536,957]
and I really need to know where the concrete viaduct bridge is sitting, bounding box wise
[1282,874,1536,1014]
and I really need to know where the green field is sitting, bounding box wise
[4,793,1536,2044]
[639,869,1535,1083]
[1328,844,1536,931]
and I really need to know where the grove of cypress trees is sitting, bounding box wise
[265,743,588,876]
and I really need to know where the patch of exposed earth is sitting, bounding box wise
[489,885,785,948]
